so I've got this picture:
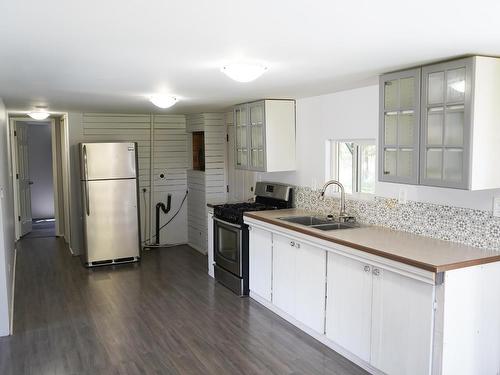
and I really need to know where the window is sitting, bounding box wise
[328,140,376,195]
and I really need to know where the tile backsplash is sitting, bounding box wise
[293,186,500,251]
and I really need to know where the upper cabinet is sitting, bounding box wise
[379,68,421,184]
[234,99,296,172]
[379,56,500,190]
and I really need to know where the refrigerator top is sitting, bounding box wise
[80,142,137,181]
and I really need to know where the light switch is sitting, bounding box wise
[493,197,500,217]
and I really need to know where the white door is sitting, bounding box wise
[16,123,33,236]
[294,242,326,333]
[248,226,273,301]
[326,253,373,362]
[370,267,434,375]
[272,234,296,316]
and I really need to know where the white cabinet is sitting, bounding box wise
[326,251,434,375]
[207,209,214,278]
[370,267,434,375]
[234,99,296,172]
[326,253,373,362]
[248,226,272,301]
[273,234,326,333]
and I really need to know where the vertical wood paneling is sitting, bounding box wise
[186,113,226,253]
[81,113,188,246]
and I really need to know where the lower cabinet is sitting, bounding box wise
[248,226,273,301]
[207,210,214,278]
[370,267,434,375]
[273,233,327,334]
[326,252,434,375]
[326,253,373,362]
[246,223,436,375]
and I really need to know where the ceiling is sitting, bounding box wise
[1,0,499,114]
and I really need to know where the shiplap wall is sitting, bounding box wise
[186,113,226,253]
[81,113,188,246]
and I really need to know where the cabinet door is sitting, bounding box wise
[248,101,266,171]
[420,58,472,189]
[272,234,296,316]
[234,105,249,169]
[248,226,273,301]
[294,242,326,333]
[326,253,373,362]
[379,68,421,184]
[370,267,434,375]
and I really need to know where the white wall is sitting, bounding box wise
[27,122,54,219]
[247,85,500,211]
[0,99,15,336]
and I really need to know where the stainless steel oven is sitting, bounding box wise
[213,217,249,295]
[212,182,293,296]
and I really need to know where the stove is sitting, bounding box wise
[212,182,293,296]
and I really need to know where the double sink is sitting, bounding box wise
[278,215,360,231]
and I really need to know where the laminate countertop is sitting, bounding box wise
[244,208,500,273]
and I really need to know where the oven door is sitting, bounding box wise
[213,217,242,277]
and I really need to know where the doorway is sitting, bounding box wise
[9,116,69,241]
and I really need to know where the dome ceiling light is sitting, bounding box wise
[149,95,178,109]
[28,106,50,120]
[221,63,268,83]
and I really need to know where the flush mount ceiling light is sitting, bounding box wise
[28,106,50,120]
[221,63,268,83]
[149,94,178,109]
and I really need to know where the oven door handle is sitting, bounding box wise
[213,217,242,229]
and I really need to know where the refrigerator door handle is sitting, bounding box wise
[83,145,90,216]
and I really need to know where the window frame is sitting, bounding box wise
[328,139,376,199]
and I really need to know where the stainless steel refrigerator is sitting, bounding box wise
[79,142,141,266]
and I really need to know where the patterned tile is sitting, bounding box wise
[292,186,500,252]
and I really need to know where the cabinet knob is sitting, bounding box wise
[290,241,295,247]
[373,268,380,276]
[364,265,371,272]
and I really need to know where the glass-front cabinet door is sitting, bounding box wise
[420,58,472,189]
[379,68,421,184]
[249,101,265,170]
[234,104,249,169]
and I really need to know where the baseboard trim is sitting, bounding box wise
[9,248,17,335]
[249,292,382,375]
[187,242,207,255]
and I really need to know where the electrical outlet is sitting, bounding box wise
[398,189,407,204]
[493,197,500,217]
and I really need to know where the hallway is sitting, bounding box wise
[0,238,367,375]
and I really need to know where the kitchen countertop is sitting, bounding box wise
[244,208,500,273]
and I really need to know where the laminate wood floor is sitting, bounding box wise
[0,237,368,375]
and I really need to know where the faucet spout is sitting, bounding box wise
[318,180,347,218]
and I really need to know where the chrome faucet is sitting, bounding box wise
[319,180,350,221]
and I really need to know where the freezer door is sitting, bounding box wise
[80,142,137,180]
[82,179,140,263]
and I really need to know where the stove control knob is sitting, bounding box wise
[290,241,295,247]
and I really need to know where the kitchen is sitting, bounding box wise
[1,1,500,374]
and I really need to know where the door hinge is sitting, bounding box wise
[16,173,19,180]
[14,130,17,136]
[226,185,229,193]
[226,134,229,142]
[18,216,21,222]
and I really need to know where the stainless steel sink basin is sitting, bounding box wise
[278,216,331,226]
[311,222,360,231]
